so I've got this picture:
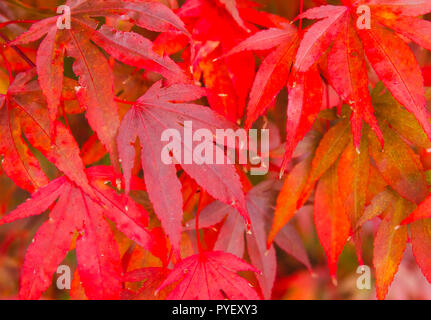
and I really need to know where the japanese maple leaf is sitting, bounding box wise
[371,195,414,300]
[293,0,431,148]
[269,87,431,297]
[314,165,351,283]
[154,0,284,122]
[0,166,155,300]
[117,81,249,250]
[156,251,261,300]
[186,181,311,299]
[224,21,326,170]
[0,69,90,194]
[10,0,190,153]
[268,122,351,282]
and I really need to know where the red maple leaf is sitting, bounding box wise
[186,180,311,299]
[117,81,250,250]
[156,250,261,300]
[0,70,90,194]
[224,21,325,171]
[0,166,156,300]
[10,0,190,155]
[294,0,431,147]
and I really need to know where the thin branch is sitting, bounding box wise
[195,189,205,253]
[299,0,304,31]
[0,20,38,28]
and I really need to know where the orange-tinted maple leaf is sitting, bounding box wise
[314,165,350,281]
[373,195,413,300]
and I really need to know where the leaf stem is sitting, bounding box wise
[0,20,39,29]
[299,0,304,31]
[196,189,205,253]
[0,30,35,68]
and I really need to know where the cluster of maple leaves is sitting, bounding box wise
[0,0,431,300]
